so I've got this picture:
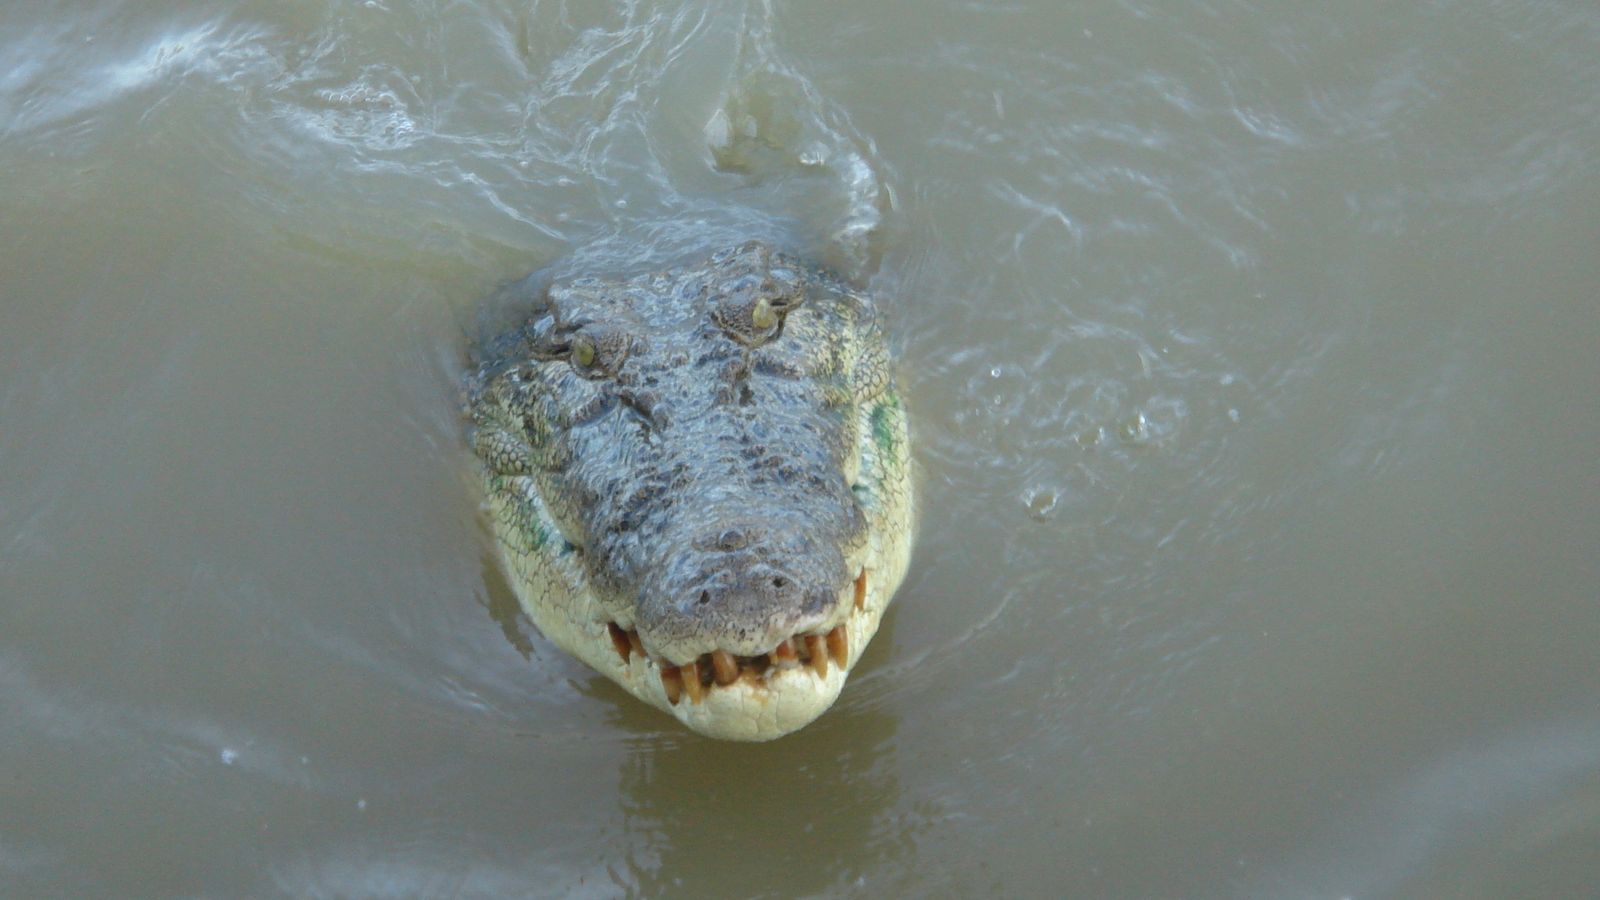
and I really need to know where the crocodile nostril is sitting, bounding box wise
[772,576,787,589]
[716,527,752,551]
[698,590,711,606]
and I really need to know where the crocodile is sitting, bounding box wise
[466,241,913,741]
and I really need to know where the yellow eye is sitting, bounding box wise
[751,297,778,330]
[571,336,596,368]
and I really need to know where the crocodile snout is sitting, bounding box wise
[639,523,845,660]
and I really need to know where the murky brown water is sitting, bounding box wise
[4,0,1600,896]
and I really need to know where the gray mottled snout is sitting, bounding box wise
[637,518,848,660]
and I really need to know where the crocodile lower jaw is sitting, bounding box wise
[523,565,901,741]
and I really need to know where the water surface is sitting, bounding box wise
[3,0,1599,896]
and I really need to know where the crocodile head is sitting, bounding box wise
[468,242,913,740]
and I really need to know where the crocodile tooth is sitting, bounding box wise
[772,638,798,664]
[607,623,631,662]
[710,650,738,685]
[659,664,683,705]
[854,569,868,611]
[826,625,848,668]
[682,661,705,703]
[804,635,828,678]
[627,630,645,657]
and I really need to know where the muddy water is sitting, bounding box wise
[4,0,1599,896]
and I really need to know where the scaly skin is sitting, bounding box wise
[466,242,913,740]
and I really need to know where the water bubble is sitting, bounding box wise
[1228,408,1240,423]
[1023,486,1060,522]
[797,142,829,167]
[1119,412,1150,444]
[704,109,732,151]
[971,363,1026,414]
[220,748,238,765]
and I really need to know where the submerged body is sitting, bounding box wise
[467,242,913,740]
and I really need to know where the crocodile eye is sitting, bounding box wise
[571,334,597,369]
[557,325,631,379]
[751,297,778,330]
